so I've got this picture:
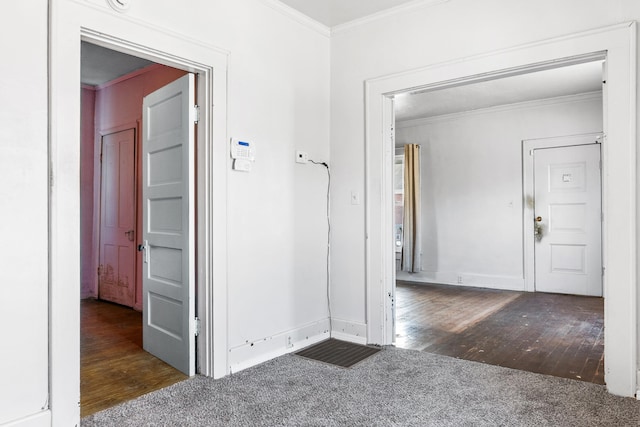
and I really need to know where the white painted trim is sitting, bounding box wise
[331,332,367,346]
[332,318,368,344]
[70,0,231,56]
[260,0,330,37]
[1,411,51,427]
[396,91,603,129]
[50,2,229,425]
[365,22,636,397]
[228,319,330,373]
[332,0,450,36]
[522,133,603,293]
[397,271,525,291]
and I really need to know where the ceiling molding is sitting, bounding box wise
[94,63,163,90]
[331,0,450,36]
[261,0,331,38]
[396,91,603,129]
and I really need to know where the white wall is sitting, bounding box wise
[395,94,603,289]
[0,1,50,426]
[2,0,330,425]
[329,0,639,393]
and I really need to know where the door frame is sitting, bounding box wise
[365,22,636,397]
[522,133,603,294]
[49,2,229,424]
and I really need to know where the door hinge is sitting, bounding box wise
[602,266,605,277]
[192,105,200,124]
[194,317,201,336]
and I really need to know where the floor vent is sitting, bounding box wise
[294,338,381,368]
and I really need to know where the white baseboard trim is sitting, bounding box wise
[636,369,640,400]
[2,410,51,427]
[331,318,368,345]
[228,319,330,374]
[396,270,525,291]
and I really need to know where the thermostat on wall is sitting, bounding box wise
[231,138,255,172]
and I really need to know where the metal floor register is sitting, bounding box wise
[295,338,381,368]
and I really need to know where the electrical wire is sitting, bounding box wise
[309,159,331,336]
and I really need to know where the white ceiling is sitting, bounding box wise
[278,0,419,27]
[81,42,153,86]
[394,61,604,122]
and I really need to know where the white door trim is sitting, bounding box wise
[522,133,603,294]
[365,22,636,397]
[49,2,229,425]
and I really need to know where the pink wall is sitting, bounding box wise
[81,64,187,309]
[80,86,96,299]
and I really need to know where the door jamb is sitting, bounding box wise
[522,132,603,294]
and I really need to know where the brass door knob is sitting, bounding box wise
[535,216,542,222]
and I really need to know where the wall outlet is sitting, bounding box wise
[457,275,464,284]
[295,150,308,164]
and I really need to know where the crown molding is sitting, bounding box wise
[332,0,450,36]
[94,63,163,91]
[260,0,331,38]
[396,91,603,129]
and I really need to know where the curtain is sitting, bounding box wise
[402,144,421,273]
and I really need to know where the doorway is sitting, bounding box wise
[80,41,194,415]
[391,60,606,383]
[50,4,230,419]
[364,23,636,397]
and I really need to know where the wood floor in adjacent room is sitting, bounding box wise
[81,299,188,417]
[395,281,604,385]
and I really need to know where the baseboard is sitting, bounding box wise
[331,318,367,345]
[396,270,524,291]
[636,369,640,400]
[228,319,330,374]
[1,410,51,427]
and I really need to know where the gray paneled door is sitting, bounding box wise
[141,73,196,375]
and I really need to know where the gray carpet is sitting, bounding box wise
[82,347,640,426]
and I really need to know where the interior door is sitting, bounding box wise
[533,144,602,296]
[142,73,196,375]
[98,128,136,307]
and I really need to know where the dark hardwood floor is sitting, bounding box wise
[81,299,188,417]
[395,281,604,385]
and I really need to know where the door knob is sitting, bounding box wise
[535,216,543,222]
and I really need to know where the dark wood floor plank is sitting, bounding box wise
[81,299,188,417]
[395,281,604,385]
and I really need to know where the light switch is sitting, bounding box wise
[351,191,360,205]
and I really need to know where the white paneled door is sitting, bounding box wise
[534,144,602,296]
[141,74,196,376]
[99,128,136,307]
